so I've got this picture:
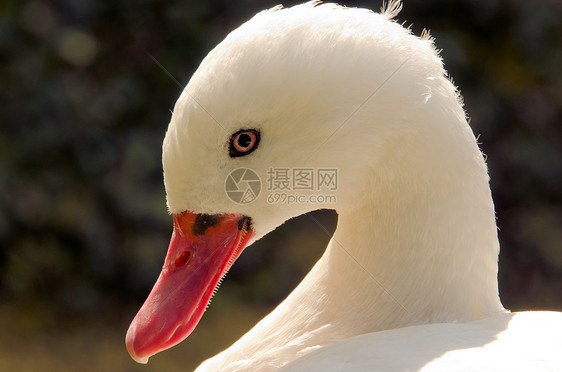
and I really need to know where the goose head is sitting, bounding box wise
[126,2,503,365]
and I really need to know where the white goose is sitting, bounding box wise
[126,2,562,371]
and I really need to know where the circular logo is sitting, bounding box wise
[225,168,261,204]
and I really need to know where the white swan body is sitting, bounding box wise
[280,312,562,371]
[126,2,562,370]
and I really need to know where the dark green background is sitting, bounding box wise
[1,0,561,370]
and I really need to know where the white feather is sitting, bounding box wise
[160,2,562,370]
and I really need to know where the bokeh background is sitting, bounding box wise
[1,0,561,370]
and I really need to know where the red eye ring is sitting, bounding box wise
[229,129,260,157]
[233,132,256,152]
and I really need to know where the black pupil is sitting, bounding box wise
[237,133,252,149]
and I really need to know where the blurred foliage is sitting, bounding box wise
[0,0,560,370]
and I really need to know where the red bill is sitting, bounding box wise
[126,211,254,363]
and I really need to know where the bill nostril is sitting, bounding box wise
[174,250,193,268]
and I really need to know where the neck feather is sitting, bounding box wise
[198,155,505,371]
[197,79,506,372]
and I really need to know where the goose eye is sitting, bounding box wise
[229,129,260,158]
